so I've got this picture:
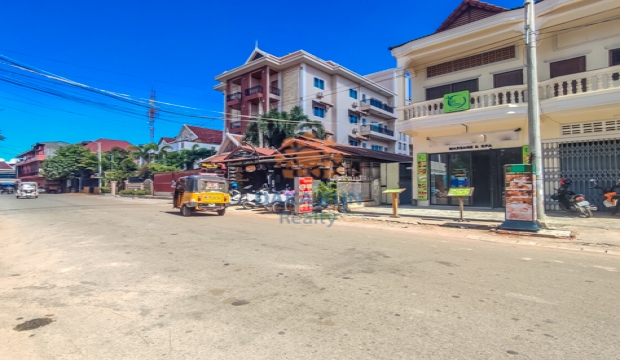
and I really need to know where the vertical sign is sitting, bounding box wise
[522,145,530,164]
[504,164,535,222]
[295,177,314,214]
[417,153,428,201]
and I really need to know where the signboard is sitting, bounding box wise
[447,187,474,197]
[245,165,256,173]
[504,164,534,222]
[522,145,530,164]
[443,90,470,113]
[294,177,314,214]
[416,153,428,201]
[202,163,218,169]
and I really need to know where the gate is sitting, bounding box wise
[544,139,620,211]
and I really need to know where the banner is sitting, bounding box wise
[443,91,470,113]
[417,153,428,201]
[294,177,314,214]
[522,145,530,164]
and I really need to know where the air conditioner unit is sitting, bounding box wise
[316,92,323,99]
[352,102,358,108]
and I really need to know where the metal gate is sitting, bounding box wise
[543,139,620,211]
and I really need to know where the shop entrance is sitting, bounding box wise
[429,147,522,208]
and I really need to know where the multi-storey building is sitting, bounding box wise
[214,47,411,155]
[15,141,69,186]
[391,0,620,209]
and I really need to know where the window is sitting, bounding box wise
[610,49,620,66]
[362,143,367,148]
[426,79,479,100]
[349,89,358,99]
[362,94,366,101]
[314,77,325,90]
[398,143,402,150]
[427,46,516,78]
[384,147,388,152]
[494,69,524,88]
[550,56,586,78]
[349,115,358,124]
[361,118,367,125]
[313,106,325,118]
[349,140,358,146]
[371,145,382,151]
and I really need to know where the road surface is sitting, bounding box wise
[1,194,619,359]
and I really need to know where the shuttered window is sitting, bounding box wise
[493,69,524,88]
[550,56,586,78]
[426,79,479,100]
[611,49,620,66]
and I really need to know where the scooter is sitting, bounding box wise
[590,179,620,215]
[242,184,277,210]
[550,178,595,217]
[270,188,296,213]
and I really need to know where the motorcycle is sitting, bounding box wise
[242,184,277,210]
[270,188,296,213]
[550,178,595,217]
[589,179,620,215]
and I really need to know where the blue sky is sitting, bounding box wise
[0,0,523,159]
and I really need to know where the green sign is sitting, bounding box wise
[416,153,428,201]
[443,91,470,113]
[522,146,530,164]
[448,187,473,197]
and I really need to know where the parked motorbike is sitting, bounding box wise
[242,184,277,210]
[550,178,595,217]
[589,179,620,215]
[270,187,296,213]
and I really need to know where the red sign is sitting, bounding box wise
[295,177,314,214]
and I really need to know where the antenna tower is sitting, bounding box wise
[148,89,159,143]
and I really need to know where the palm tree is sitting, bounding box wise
[157,145,173,165]
[244,106,326,148]
[128,143,159,165]
[289,106,326,140]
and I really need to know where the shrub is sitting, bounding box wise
[119,189,151,196]
[100,186,111,194]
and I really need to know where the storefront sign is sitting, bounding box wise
[202,163,218,169]
[443,90,470,113]
[522,145,530,164]
[448,144,492,151]
[245,165,256,173]
[447,187,474,197]
[294,177,314,215]
[503,164,535,222]
[416,153,428,201]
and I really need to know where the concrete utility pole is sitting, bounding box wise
[98,142,102,188]
[524,0,546,226]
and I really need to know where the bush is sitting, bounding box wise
[119,189,151,196]
[100,186,111,194]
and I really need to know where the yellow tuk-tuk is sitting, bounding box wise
[173,175,230,216]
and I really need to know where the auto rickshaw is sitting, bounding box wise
[173,174,230,216]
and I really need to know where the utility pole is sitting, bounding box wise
[98,142,102,188]
[524,0,546,227]
[148,89,158,143]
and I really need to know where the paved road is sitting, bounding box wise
[1,194,619,359]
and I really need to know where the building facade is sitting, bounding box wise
[158,125,223,153]
[214,48,411,155]
[391,0,620,209]
[15,142,69,186]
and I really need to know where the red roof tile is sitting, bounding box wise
[436,0,506,33]
[159,137,175,143]
[186,126,223,144]
[83,139,134,153]
[0,161,13,170]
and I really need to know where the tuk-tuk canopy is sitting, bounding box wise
[177,175,228,193]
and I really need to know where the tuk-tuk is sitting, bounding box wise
[173,174,230,216]
[16,182,38,199]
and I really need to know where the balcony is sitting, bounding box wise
[245,85,263,96]
[226,92,242,102]
[360,124,396,141]
[269,86,281,96]
[400,65,620,128]
[360,98,396,119]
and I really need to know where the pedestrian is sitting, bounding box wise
[171,180,176,188]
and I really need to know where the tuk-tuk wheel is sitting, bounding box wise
[217,209,226,216]
[181,205,192,217]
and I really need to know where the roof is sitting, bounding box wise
[83,139,134,153]
[201,153,231,164]
[389,0,509,50]
[186,126,223,144]
[277,137,350,155]
[331,145,413,163]
[0,161,13,170]
[16,141,70,158]
[159,137,175,144]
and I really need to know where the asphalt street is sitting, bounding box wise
[1,194,619,359]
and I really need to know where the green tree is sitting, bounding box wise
[101,147,132,172]
[245,106,325,148]
[128,143,159,165]
[40,144,98,183]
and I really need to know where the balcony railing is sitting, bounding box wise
[361,124,395,136]
[361,98,394,114]
[402,65,620,120]
[226,92,242,102]
[245,85,263,96]
[269,86,281,96]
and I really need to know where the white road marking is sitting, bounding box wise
[505,292,554,304]
[592,266,617,272]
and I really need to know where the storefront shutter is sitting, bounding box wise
[550,56,586,78]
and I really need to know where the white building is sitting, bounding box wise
[158,125,223,153]
[391,0,620,209]
[214,47,411,155]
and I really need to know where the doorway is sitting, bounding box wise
[472,151,492,207]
